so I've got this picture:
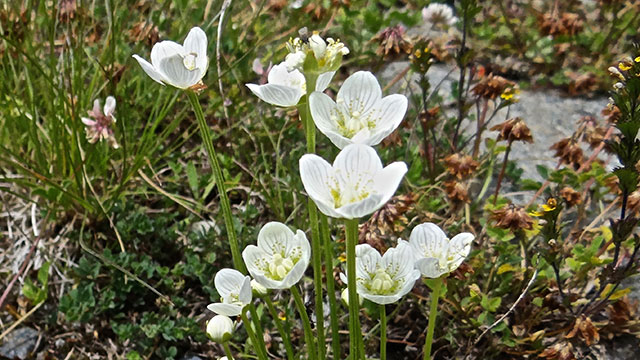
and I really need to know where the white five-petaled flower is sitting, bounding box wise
[242,222,311,289]
[132,26,208,89]
[299,144,407,219]
[422,3,457,27]
[207,268,252,316]
[401,222,474,278]
[340,242,420,304]
[309,71,408,149]
[82,96,119,149]
[246,62,334,107]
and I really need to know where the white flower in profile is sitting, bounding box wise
[340,242,420,305]
[246,62,334,107]
[422,3,457,27]
[206,314,234,343]
[299,144,407,219]
[242,222,310,289]
[132,26,208,89]
[309,71,407,149]
[207,268,252,316]
[402,222,474,278]
[82,96,119,149]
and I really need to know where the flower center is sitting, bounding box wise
[266,253,295,281]
[367,268,397,295]
[182,52,198,71]
[333,100,377,138]
[331,180,371,208]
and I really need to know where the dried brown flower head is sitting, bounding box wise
[566,315,600,346]
[581,116,607,149]
[490,204,534,232]
[371,25,412,60]
[491,117,533,143]
[624,189,640,215]
[444,180,469,203]
[471,73,516,100]
[560,186,582,207]
[360,193,417,253]
[602,102,621,123]
[303,2,326,20]
[538,342,576,360]
[550,138,584,169]
[443,153,479,179]
[608,296,637,326]
[538,12,583,37]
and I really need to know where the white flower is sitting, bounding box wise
[309,71,407,149]
[82,96,119,148]
[207,268,252,316]
[422,3,457,27]
[402,223,474,278]
[250,279,268,296]
[340,287,363,306]
[206,314,234,342]
[246,62,335,107]
[299,144,407,219]
[132,26,208,89]
[285,34,349,73]
[340,242,420,305]
[309,34,327,59]
[242,222,311,289]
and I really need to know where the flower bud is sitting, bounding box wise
[284,50,306,72]
[309,34,327,60]
[207,315,234,343]
[341,288,363,307]
[251,279,268,296]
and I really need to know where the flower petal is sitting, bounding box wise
[364,94,407,146]
[447,232,474,271]
[214,268,247,298]
[280,258,307,289]
[293,230,311,264]
[360,293,401,305]
[336,193,384,219]
[336,71,382,116]
[156,53,203,89]
[409,223,448,259]
[150,40,184,68]
[256,222,294,257]
[299,154,336,208]
[103,96,116,117]
[242,245,269,278]
[373,161,407,205]
[355,244,380,278]
[132,55,167,85]
[267,63,305,91]
[333,144,383,186]
[316,71,335,92]
[81,117,96,126]
[246,83,304,107]
[415,257,446,278]
[238,275,252,304]
[183,26,208,76]
[207,302,242,316]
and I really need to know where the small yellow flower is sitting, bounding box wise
[500,88,520,101]
[619,62,632,71]
[635,56,640,63]
[542,198,557,212]
[414,49,422,58]
[529,210,544,217]
[338,253,347,263]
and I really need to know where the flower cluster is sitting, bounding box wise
[284,31,349,73]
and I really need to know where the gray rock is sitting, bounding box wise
[0,327,38,360]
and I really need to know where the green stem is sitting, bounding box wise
[298,73,325,359]
[241,309,268,360]
[186,91,245,273]
[248,303,268,359]
[345,218,363,360]
[423,277,443,360]
[291,285,318,360]
[321,214,341,359]
[223,342,234,360]
[265,296,295,360]
[380,305,387,360]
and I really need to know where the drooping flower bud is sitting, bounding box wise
[309,34,327,60]
[251,279,268,296]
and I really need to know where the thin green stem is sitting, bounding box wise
[298,72,325,359]
[291,285,318,360]
[186,91,245,273]
[223,342,234,360]
[248,303,268,359]
[345,218,363,360]
[321,214,341,359]
[265,296,295,360]
[241,309,268,360]
[423,277,443,360]
[380,305,387,360]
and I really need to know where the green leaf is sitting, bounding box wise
[186,161,199,197]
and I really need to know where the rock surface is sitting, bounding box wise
[0,327,38,360]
